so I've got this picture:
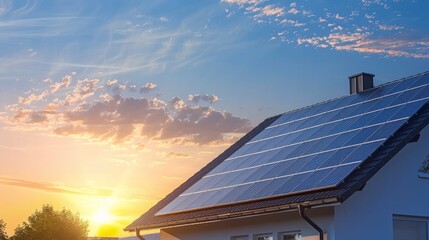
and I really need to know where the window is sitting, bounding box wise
[279,231,302,240]
[231,235,249,240]
[253,233,273,240]
[393,215,428,240]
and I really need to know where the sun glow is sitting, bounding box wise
[91,209,114,225]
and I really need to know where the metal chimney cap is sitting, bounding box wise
[348,72,375,79]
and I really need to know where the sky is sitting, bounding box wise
[0,0,428,237]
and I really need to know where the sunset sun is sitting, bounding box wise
[92,209,114,225]
[0,0,428,239]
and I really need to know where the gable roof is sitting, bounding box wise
[125,71,429,231]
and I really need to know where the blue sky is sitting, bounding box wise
[1,0,428,123]
[0,0,428,236]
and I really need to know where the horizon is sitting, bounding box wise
[0,0,428,237]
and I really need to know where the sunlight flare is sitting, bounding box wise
[91,209,114,226]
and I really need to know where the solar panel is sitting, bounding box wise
[157,73,429,215]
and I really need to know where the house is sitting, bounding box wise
[119,233,160,240]
[125,72,429,240]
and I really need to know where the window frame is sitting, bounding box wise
[253,233,274,240]
[231,235,249,240]
[393,214,429,240]
[278,231,302,240]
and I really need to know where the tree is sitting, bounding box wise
[11,205,88,240]
[0,219,8,240]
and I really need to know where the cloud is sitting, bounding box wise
[128,84,138,92]
[298,33,429,58]
[18,90,48,105]
[110,83,126,95]
[221,0,262,5]
[188,94,219,104]
[4,75,251,145]
[287,8,299,15]
[157,151,191,159]
[222,0,428,59]
[9,108,54,124]
[0,2,248,82]
[260,5,285,17]
[106,79,118,86]
[0,145,25,152]
[139,82,157,93]
[133,143,146,151]
[0,176,113,197]
[378,24,403,31]
[221,0,284,18]
[27,48,37,56]
[58,95,249,145]
[0,176,160,200]
[50,75,72,93]
[280,19,305,27]
[335,13,345,20]
[64,78,100,105]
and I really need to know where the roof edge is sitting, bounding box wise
[339,102,429,201]
[126,197,340,231]
[125,114,282,231]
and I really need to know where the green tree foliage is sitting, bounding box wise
[10,205,88,240]
[0,219,8,240]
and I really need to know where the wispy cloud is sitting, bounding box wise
[298,33,429,59]
[0,176,113,197]
[0,17,89,38]
[0,1,251,82]
[0,144,25,152]
[221,0,429,59]
[378,24,403,31]
[157,151,191,159]
[0,176,160,200]
[221,0,284,19]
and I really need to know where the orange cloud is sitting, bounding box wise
[4,75,251,145]
[0,176,161,201]
[0,176,112,197]
[298,33,429,59]
[50,75,72,93]
[157,151,191,159]
[18,90,48,105]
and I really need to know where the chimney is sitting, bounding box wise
[349,72,374,94]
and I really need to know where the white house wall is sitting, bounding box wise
[334,124,429,239]
[160,207,334,240]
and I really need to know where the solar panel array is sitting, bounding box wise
[157,73,429,215]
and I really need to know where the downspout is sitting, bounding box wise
[298,205,324,240]
[135,228,146,240]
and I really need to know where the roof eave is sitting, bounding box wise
[124,197,340,232]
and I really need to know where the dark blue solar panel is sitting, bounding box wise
[157,73,429,215]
